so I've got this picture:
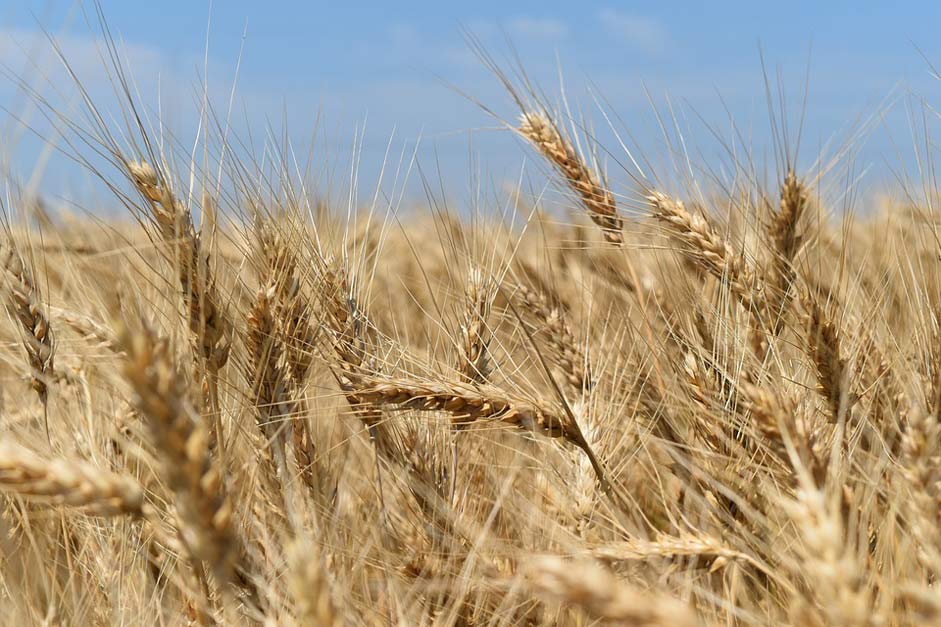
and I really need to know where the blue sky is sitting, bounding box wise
[2,1,941,210]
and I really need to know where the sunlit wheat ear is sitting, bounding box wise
[252,223,321,494]
[900,404,941,571]
[0,443,145,517]
[1,240,54,403]
[739,383,823,482]
[784,487,871,626]
[524,555,698,627]
[801,295,854,423]
[347,375,574,437]
[513,280,591,394]
[456,267,493,386]
[765,171,807,331]
[126,160,231,373]
[287,539,340,626]
[518,111,623,244]
[120,324,238,589]
[513,264,593,396]
[260,230,318,386]
[647,190,760,310]
[245,285,294,464]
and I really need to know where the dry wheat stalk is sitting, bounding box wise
[519,111,623,244]
[0,443,144,517]
[1,239,54,402]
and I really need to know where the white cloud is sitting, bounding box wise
[597,10,666,54]
[0,27,168,90]
[507,17,568,40]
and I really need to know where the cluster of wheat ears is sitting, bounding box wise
[2,23,941,627]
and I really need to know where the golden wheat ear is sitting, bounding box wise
[127,160,232,373]
[518,111,623,244]
[0,239,55,405]
[525,555,699,627]
[801,295,854,423]
[0,443,145,517]
[119,324,242,597]
[765,171,807,326]
[455,266,494,386]
[647,190,761,311]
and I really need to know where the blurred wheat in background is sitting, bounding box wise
[2,6,941,627]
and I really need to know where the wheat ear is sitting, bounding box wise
[257,226,317,385]
[648,191,760,310]
[765,171,807,332]
[245,286,295,462]
[519,111,623,244]
[127,161,231,372]
[525,555,698,626]
[1,239,55,403]
[802,296,852,423]
[121,325,238,587]
[0,443,144,517]
[514,280,591,394]
[456,267,493,386]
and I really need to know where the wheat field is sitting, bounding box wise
[0,22,939,627]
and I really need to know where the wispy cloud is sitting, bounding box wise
[0,27,168,90]
[506,17,568,40]
[597,10,666,54]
